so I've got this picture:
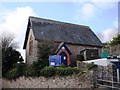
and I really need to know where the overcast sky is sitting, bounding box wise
[0,0,119,60]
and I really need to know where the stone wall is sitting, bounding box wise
[3,62,115,89]
[77,61,115,80]
[97,63,115,80]
[77,61,115,88]
[2,71,93,88]
[26,28,38,64]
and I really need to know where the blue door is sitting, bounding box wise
[60,52,67,66]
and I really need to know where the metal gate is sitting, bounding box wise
[97,64,120,90]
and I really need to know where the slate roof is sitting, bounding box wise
[23,16,103,49]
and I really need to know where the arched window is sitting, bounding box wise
[29,36,33,55]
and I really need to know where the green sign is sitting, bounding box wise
[100,51,109,58]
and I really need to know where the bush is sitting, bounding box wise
[72,67,80,74]
[23,64,38,77]
[5,63,26,80]
[40,66,80,77]
[5,64,80,79]
[33,60,46,70]
[56,67,79,76]
[16,63,25,76]
[60,63,66,68]
[36,41,56,70]
[41,66,56,77]
[32,60,45,77]
[5,68,19,80]
[56,67,64,76]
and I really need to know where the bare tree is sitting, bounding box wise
[0,32,18,50]
[1,32,24,76]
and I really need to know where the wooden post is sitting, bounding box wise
[77,61,85,71]
[77,61,80,69]
[93,65,98,89]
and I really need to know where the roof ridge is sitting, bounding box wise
[29,16,90,29]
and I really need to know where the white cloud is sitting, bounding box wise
[96,20,118,43]
[74,1,118,42]
[102,28,118,42]
[96,28,118,43]
[0,6,36,60]
[81,3,95,19]
[91,1,117,11]
[75,3,95,20]
[75,1,117,21]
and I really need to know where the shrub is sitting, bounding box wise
[23,64,38,77]
[36,41,57,70]
[56,67,64,76]
[40,66,80,77]
[57,67,79,76]
[32,60,45,77]
[41,66,56,77]
[5,68,19,80]
[5,63,26,80]
[33,60,46,71]
[72,67,80,74]
[5,65,80,79]
[16,63,25,76]
[60,63,66,68]
[86,63,97,70]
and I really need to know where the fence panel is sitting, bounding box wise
[97,63,120,90]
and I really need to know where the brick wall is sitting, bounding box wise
[67,44,101,61]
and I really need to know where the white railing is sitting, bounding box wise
[97,65,120,90]
[97,78,120,90]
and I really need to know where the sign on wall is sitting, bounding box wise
[100,51,109,58]
[49,55,61,66]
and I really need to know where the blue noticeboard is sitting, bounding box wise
[49,55,61,66]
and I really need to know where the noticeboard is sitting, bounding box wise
[49,55,61,66]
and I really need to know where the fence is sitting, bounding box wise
[102,44,120,56]
[96,63,120,90]
[77,61,120,89]
[109,44,120,55]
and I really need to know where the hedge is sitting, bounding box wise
[40,66,56,77]
[5,68,19,80]
[40,66,80,77]
[5,63,98,80]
